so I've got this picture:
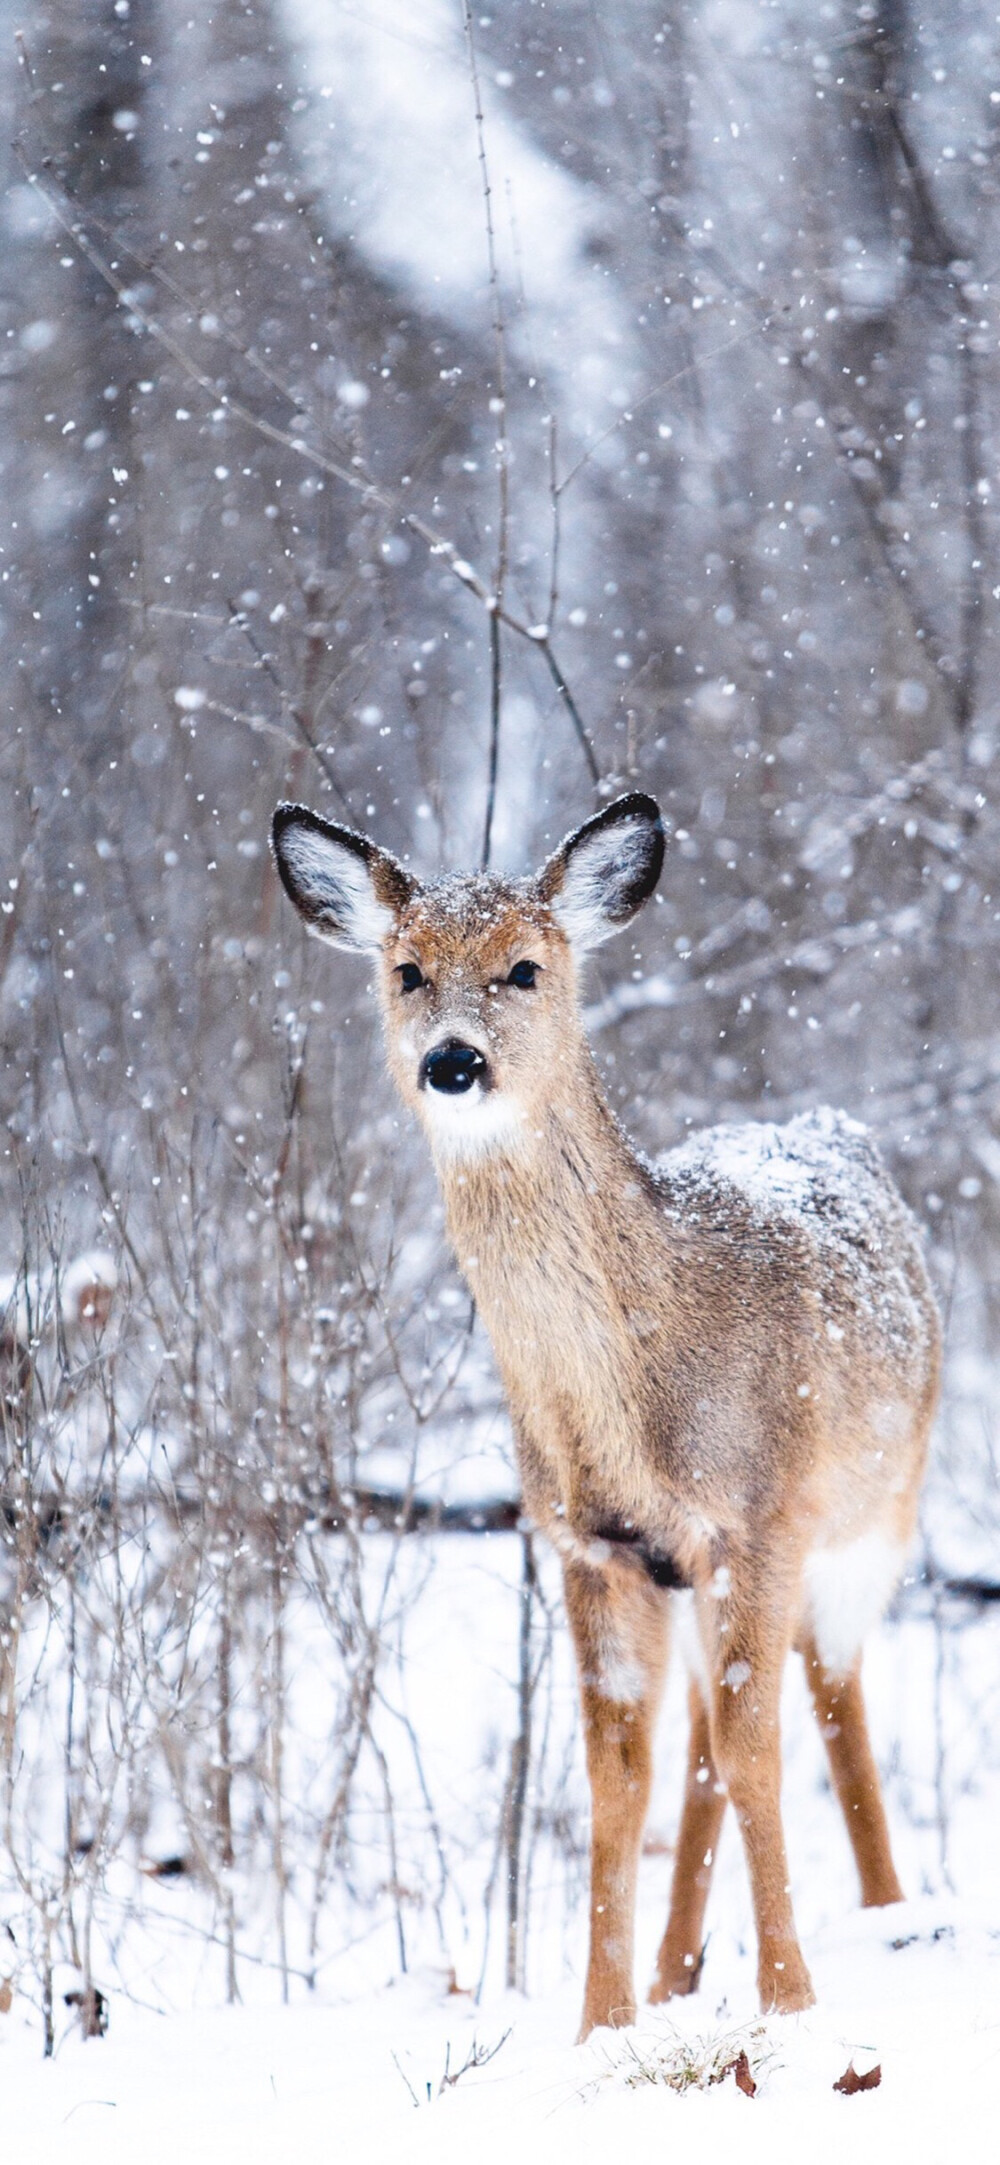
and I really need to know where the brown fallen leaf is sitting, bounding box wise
[0,1979,12,2015]
[833,2060,881,2095]
[722,2048,757,2098]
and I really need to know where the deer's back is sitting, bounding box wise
[654,1105,933,1369]
[644,1107,940,1526]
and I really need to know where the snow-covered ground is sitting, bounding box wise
[3,1895,997,2164]
[3,1535,997,2163]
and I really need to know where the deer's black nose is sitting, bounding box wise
[420,1040,489,1095]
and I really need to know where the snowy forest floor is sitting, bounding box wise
[3,1895,997,2164]
[2,1545,998,2165]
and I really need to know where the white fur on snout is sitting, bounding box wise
[420,1082,525,1161]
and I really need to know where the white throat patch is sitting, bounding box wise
[421,1083,525,1162]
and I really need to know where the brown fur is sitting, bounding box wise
[272,799,941,2037]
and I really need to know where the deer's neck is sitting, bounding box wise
[430,1039,670,1480]
[431,1047,669,1524]
[436,1051,647,1278]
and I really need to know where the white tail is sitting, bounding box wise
[273,792,941,2034]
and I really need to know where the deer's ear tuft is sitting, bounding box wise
[271,804,416,952]
[536,792,664,951]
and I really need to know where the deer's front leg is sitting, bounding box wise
[699,1558,815,2015]
[564,1555,669,2039]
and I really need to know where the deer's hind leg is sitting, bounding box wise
[698,1549,815,2015]
[564,1555,669,2040]
[801,1630,903,1907]
[649,1677,727,2003]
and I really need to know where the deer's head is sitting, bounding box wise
[271,793,664,1160]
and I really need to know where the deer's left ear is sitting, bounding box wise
[271,803,417,951]
[535,793,664,950]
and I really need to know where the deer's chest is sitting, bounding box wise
[470,1218,655,1511]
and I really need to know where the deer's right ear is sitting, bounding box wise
[271,804,416,952]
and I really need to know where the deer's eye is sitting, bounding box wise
[397,962,425,993]
[507,959,539,990]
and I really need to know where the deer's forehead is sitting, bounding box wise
[397,879,553,966]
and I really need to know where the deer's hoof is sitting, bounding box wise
[577,1992,637,2042]
[648,1949,704,2003]
[759,1958,815,2015]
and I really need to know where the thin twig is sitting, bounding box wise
[461,0,509,865]
[545,411,561,631]
[438,2028,512,2094]
[881,94,986,736]
[223,602,353,815]
[391,2051,420,2108]
[538,638,600,783]
[505,1531,536,1992]
[14,30,37,96]
[483,607,502,867]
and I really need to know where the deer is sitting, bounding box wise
[271,789,941,2038]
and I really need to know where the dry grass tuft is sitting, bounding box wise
[584,2019,775,2100]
